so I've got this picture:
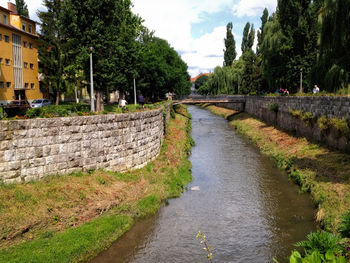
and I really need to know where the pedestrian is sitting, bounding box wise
[313,85,320,94]
[120,96,127,110]
[283,88,289,96]
[138,94,145,109]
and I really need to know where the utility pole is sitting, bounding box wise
[134,78,137,106]
[89,47,95,112]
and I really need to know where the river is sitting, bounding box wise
[90,105,315,263]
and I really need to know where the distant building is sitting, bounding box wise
[0,3,42,105]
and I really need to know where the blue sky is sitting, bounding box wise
[0,0,278,77]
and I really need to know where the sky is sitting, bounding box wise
[0,0,277,77]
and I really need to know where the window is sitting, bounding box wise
[24,62,28,68]
[0,34,2,41]
[29,43,32,49]
[6,82,11,88]
[0,82,3,89]
[5,59,10,66]
[31,83,34,89]
[23,41,27,48]
[24,83,29,89]
[30,63,34,69]
[28,24,32,33]
[22,22,26,31]
[3,15,7,25]
[4,35,9,42]
[0,58,2,64]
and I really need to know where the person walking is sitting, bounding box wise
[138,94,145,109]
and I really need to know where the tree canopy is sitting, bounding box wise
[15,0,29,18]
[223,22,237,67]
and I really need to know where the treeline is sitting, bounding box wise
[197,0,350,96]
[38,0,191,110]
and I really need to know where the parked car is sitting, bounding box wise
[4,100,31,109]
[30,99,51,108]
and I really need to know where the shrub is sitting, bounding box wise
[290,109,303,118]
[268,103,279,113]
[0,107,7,120]
[318,115,331,130]
[296,231,343,255]
[339,211,350,238]
[329,118,350,137]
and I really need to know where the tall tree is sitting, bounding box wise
[247,24,255,50]
[61,0,142,111]
[257,8,268,54]
[15,0,29,18]
[38,0,67,105]
[241,22,250,53]
[277,0,318,93]
[223,22,237,67]
[312,0,350,92]
[137,37,190,100]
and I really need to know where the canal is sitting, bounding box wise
[90,105,315,263]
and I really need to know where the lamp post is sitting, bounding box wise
[133,78,137,106]
[299,68,303,93]
[89,47,95,112]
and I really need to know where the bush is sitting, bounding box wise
[296,231,343,255]
[318,115,331,130]
[25,103,90,118]
[268,103,279,113]
[0,107,7,120]
[339,211,350,238]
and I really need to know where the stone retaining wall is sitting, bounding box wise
[244,96,350,152]
[0,107,168,183]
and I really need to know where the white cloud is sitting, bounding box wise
[182,26,226,76]
[232,0,277,17]
[1,0,277,77]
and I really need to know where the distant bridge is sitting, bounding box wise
[173,95,246,111]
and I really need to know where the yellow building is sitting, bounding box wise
[0,3,43,105]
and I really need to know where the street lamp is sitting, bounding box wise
[89,47,95,112]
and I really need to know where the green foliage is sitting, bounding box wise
[296,231,343,255]
[194,75,209,90]
[329,119,350,137]
[289,250,347,263]
[25,104,90,118]
[15,0,29,18]
[137,37,191,100]
[223,22,237,67]
[267,103,279,113]
[289,109,315,126]
[318,116,331,131]
[339,211,350,238]
[0,107,7,120]
[312,0,350,92]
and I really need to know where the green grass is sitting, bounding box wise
[0,104,193,262]
[0,215,133,263]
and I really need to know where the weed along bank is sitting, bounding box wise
[0,104,194,262]
[0,107,170,183]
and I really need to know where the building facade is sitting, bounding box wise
[0,3,42,105]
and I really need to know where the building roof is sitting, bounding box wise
[0,22,38,39]
[190,73,210,83]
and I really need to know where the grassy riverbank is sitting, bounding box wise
[0,105,193,263]
[201,104,350,234]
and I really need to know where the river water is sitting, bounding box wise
[90,106,315,263]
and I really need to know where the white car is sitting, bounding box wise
[30,99,51,108]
